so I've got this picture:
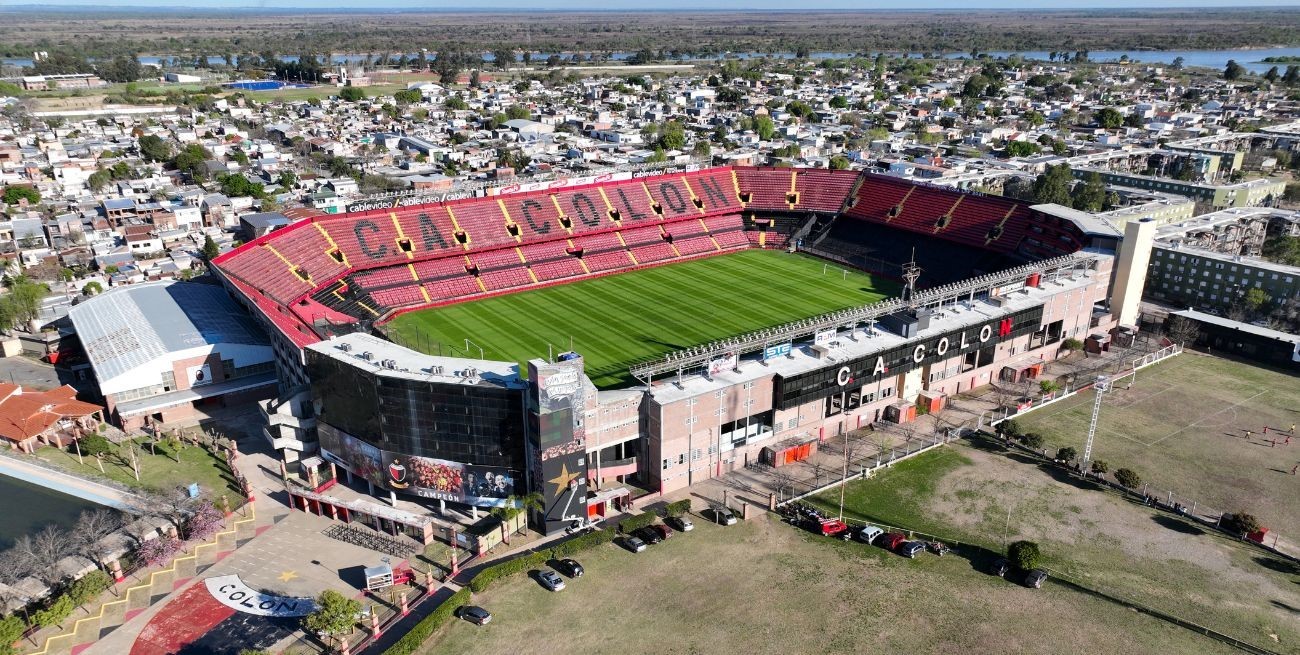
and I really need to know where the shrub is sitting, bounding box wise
[0,615,26,655]
[303,589,361,637]
[1055,446,1078,463]
[1019,433,1044,449]
[1090,460,1109,476]
[32,595,74,629]
[1222,512,1262,537]
[997,419,1022,439]
[617,512,658,534]
[552,528,615,558]
[1007,540,1042,571]
[663,499,692,518]
[382,587,469,655]
[467,551,550,593]
[66,570,111,606]
[1062,337,1084,351]
[136,536,182,567]
[1114,468,1142,489]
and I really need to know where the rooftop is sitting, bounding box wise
[305,333,524,390]
[68,280,270,382]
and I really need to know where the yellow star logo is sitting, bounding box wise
[277,570,299,582]
[547,463,581,493]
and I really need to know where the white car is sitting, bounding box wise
[537,569,566,591]
[669,516,694,532]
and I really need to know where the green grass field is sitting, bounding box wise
[386,250,899,388]
[1013,352,1300,535]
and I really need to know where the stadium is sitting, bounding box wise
[211,165,1128,533]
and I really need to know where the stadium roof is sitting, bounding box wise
[69,281,270,383]
[1171,309,1300,345]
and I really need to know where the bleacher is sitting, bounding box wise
[736,167,797,210]
[214,166,1086,347]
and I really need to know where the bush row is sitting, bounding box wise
[663,499,692,518]
[469,527,619,594]
[467,551,550,593]
[381,587,470,655]
[552,527,615,558]
[617,512,659,534]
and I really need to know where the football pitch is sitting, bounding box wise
[1014,352,1300,536]
[385,249,899,388]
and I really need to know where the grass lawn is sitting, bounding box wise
[220,83,408,102]
[424,506,1245,655]
[386,249,898,388]
[808,444,1300,653]
[36,436,243,505]
[1012,352,1300,535]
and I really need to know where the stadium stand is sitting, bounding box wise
[213,166,1092,348]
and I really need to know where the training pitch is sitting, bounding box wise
[1015,352,1300,536]
[386,249,898,388]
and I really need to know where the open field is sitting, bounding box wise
[1013,352,1300,535]
[425,501,1249,655]
[386,250,898,388]
[807,444,1300,654]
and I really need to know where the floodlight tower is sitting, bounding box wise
[901,249,922,307]
[1082,375,1110,468]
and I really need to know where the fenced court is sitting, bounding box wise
[1015,352,1300,538]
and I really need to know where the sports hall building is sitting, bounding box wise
[212,166,1131,532]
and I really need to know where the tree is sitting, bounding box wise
[338,86,365,102]
[183,501,224,541]
[444,95,468,111]
[135,537,181,567]
[137,135,171,162]
[754,114,776,141]
[828,155,850,170]
[491,48,514,70]
[1222,512,1262,536]
[1244,287,1270,313]
[172,144,211,182]
[201,235,220,262]
[303,589,360,638]
[2,185,40,205]
[996,419,1022,440]
[1055,446,1078,463]
[278,170,298,188]
[433,48,467,85]
[1038,380,1061,395]
[32,595,74,629]
[1020,433,1044,449]
[1223,60,1246,81]
[1265,66,1280,84]
[1095,107,1124,130]
[71,509,122,565]
[1005,140,1040,158]
[505,104,531,121]
[392,89,421,105]
[1031,164,1075,206]
[1114,468,1141,489]
[1007,540,1042,571]
[1071,171,1107,212]
[1090,459,1109,477]
[1165,315,1200,347]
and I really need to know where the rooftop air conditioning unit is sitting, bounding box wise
[339,343,353,352]
[361,351,374,361]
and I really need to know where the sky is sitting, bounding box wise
[14,0,1300,9]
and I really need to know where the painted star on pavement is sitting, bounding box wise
[277,570,299,582]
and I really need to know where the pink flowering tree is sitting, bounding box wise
[183,500,225,542]
[136,537,182,567]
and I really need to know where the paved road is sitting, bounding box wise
[0,355,65,390]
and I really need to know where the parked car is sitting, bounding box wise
[554,558,584,578]
[536,569,566,591]
[817,518,851,539]
[990,558,1012,578]
[1023,569,1048,589]
[457,605,492,625]
[651,523,674,540]
[877,532,907,552]
[898,541,926,558]
[668,515,694,532]
[856,524,885,544]
[633,526,664,545]
[621,536,647,553]
[711,507,738,525]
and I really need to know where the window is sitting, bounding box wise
[663,458,672,470]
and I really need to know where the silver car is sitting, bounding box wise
[537,569,566,591]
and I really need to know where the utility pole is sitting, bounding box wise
[1082,375,1110,469]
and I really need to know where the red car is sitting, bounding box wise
[817,518,850,538]
[877,532,907,551]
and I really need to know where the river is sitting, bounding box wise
[0,473,102,550]
[4,47,1300,73]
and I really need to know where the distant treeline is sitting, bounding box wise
[0,9,1297,63]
